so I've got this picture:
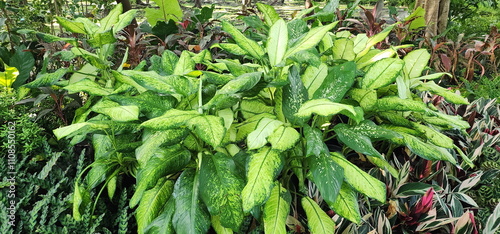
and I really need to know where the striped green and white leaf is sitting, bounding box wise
[284,22,338,58]
[484,203,500,234]
[313,61,356,102]
[91,99,139,122]
[331,152,386,202]
[267,19,288,66]
[63,79,113,96]
[416,81,469,104]
[131,145,191,208]
[302,63,328,97]
[302,196,335,234]
[136,179,174,234]
[242,147,284,212]
[222,21,265,60]
[331,182,361,224]
[268,125,300,151]
[403,49,430,79]
[263,183,291,234]
[296,99,357,120]
[308,154,344,207]
[361,58,404,90]
[172,169,211,234]
[199,153,245,230]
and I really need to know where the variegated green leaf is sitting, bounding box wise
[361,58,404,90]
[199,153,245,230]
[285,22,338,58]
[173,50,195,75]
[256,3,281,26]
[302,63,328,98]
[308,154,344,207]
[296,99,357,120]
[375,96,428,112]
[137,179,174,234]
[333,123,383,158]
[215,43,249,56]
[135,129,189,166]
[97,3,122,33]
[313,61,356,102]
[268,125,300,151]
[143,198,175,234]
[187,115,226,148]
[416,81,469,104]
[222,21,265,60]
[141,109,199,130]
[211,215,234,234]
[411,122,454,148]
[63,79,113,96]
[91,99,139,122]
[53,122,109,140]
[331,182,361,224]
[332,38,355,60]
[267,19,288,66]
[247,118,283,149]
[390,131,457,163]
[24,68,67,88]
[403,49,430,79]
[282,65,308,125]
[56,17,87,34]
[121,70,177,95]
[263,183,291,234]
[331,152,386,202]
[302,196,335,234]
[242,147,284,212]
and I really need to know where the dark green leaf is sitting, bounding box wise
[313,61,356,102]
[24,68,67,88]
[304,125,329,157]
[308,154,344,207]
[282,65,308,125]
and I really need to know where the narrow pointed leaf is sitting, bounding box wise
[256,3,281,26]
[416,81,469,104]
[302,197,335,234]
[263,183,291,234]
[484,203,500,234]
[331,152,386,202]
[242,147,284,212]
[390,131,457,163]
[121,70,177,95]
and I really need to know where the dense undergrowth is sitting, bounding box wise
[1,0,499,233]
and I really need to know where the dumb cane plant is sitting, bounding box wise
[27,3,475,233]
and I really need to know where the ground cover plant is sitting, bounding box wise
[1,0,500,233]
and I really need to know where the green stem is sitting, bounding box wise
[198,78,203,114]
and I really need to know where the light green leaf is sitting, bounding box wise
[247,118,283,150]
[308,154,344,207]
[172,169,211,234]
[332,38,355,60]
[302,63,328,98]
[211,215,234,234]
[173,50,195,75]
[135,129,189,166]
[222,21,265,60]
[56,17,87,34]
[361,58,404,89]
[268,126,300,151]
[199,153,245,230]
[267,19,288,66]
[353,34,369,54]
[113,9,138,34]
[390,131,457,163]
[416,81,469,104]
[240,98,274,119]
[131,145,191,208]
[215,43,249,56]
[236,113,276,141]
[263,183,291,234]
[72,182,90,221]
[256,3,281,27]
[403,49,430,79]
[137,179,174,234]
[53,122,108,140]
[98,3,122,33]
[187,115,226,148]
[331,182,361,224]
[349,88,377,111]
[358,25,395,57]
[144,198,175,234]
[302,196,335,234]
[92,99,139,122]
[285,22,338,58]
[331,152,386,202]
[160,50,179,75]
[0,63,19,88]
[242,147,283,212]
[121,70,177,95]
[24,68,67,88]
[375,96,428,112]
[144,0,183,26]
[296,99,357,120]
[63,79,113,96]
[313,61,356,102]
[218,72,262,94]
[411,122,454,148]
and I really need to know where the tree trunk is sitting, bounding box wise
[415,0,450,37]
[195,0,202,8]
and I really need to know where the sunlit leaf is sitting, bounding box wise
[263,183,291,234]
[302,196,335,234]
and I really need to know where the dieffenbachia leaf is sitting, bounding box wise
[199,153,245,230]
[218,72,262,94]
[263,183,291,234]
[53,122,109,140]
[332,38,356,61]
[388,130,457,163]
[304,125,329,157]
[331,152,386,202]
[416,81,469,104]
[411,122,454,148]
[349,88,377,111]
[302,196,335,234]
[211,215,234,234]
[172,169,211,234]
[333,123,383,158]
[131,145,191,208]
[375,96,428,112]
[358,25,395,57]
[256,3,281,27]
[135,129,188,166]
[313,61,356,102]
[242,147,284,212]
[141,109,199,129]
[282,65,308,125]
[236,113,276,141]
[302,63,328,98]
[187,115,226,148]
[120,70,177,95]
[56,16,87,34]
[143,198,175,234]
[285,22,338,58]
[173,50,195,75]
[97,3,122,33]
[91,99,139,122]
[361,58,404,90]
[268,125,300,151]
[73,182,91,221]
[331,182,361,224]
[403,49,430,79]
[222,21,265,60]
[215,43,249,56]
[23,68,67,88]
[267,19,288,66]
[308,154,344,207]
[136,179,174,234]
[247,118,283,150]
[296,99,357,120]
[63,79,113,96]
